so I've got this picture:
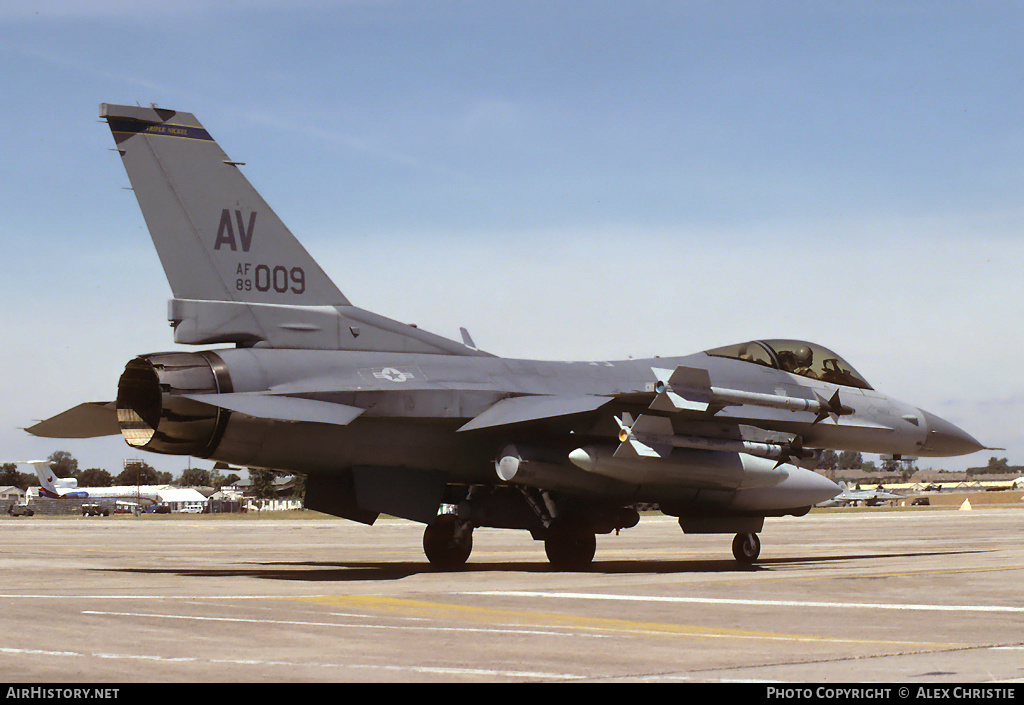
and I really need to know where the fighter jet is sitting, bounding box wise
[817,481,904,507]
[26,103,985,569]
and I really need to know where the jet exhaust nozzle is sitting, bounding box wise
[116,351,232,457]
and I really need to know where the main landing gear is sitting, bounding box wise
[423,518,760,569]
[731,532,761,564]
[543,518,597,571]
[421,514,600,571]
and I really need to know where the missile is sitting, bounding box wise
[615,413,814,466]
[812,389,854,424]
[649,365,854,423]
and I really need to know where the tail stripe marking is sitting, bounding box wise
[108,119,213,143]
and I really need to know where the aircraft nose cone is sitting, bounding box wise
[919,410,985,457]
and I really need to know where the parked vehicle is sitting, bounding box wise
[7,503,34,517]
[82,503,111,516]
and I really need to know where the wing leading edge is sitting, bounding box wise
[457,394,613,432]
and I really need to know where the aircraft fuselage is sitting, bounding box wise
[116,345,973,481]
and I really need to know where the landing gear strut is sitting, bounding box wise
[731,532,761,564]
[423,514,474,570]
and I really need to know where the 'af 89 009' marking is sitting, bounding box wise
[236,265,305,294]
[218,209,306,294]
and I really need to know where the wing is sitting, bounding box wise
[457,394,613,432]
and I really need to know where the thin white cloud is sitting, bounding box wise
[0,0,362,21]
[13,44,181,96]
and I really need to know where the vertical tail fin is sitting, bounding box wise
[99,104,486,355]
[100,104,348,307]
[23,461,61,498]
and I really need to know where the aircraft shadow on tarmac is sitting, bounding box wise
[91,548,988,583]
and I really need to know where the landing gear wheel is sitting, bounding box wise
[544,519,596,571]
[732,532,761,564]
[423,514,473,570]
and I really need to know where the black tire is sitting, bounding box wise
[423,514,473,570]
[544,519,596,571]
[732,532,761,564]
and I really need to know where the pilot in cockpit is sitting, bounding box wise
[779,345,818,379]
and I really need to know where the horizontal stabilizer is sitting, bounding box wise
[458,394,612,432]
[25,402,119,438]
[183,393,364,426]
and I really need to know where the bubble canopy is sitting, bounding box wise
[704,339,874,390]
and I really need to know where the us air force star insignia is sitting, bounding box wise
[374,367,414,383]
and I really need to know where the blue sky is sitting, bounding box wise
[1,1,1021,478]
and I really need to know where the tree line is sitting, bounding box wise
[0,451,242,492]
[7,449,1012,498]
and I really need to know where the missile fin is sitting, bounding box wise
[650,391,709,413]
[613,437,670,459]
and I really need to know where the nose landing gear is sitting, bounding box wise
[732,532,761,564]
[423,514,474,570]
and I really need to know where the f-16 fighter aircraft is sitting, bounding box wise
[27,104,985,569]
[817,481,905,507]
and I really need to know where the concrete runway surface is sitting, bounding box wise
[1,507,1022,683]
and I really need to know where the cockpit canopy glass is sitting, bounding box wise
[704,339,873,390]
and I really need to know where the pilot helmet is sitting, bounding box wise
[794,346,813,367]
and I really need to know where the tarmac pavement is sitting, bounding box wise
[0,506,1021,683]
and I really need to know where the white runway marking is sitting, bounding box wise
[469,591,1024,613]
[81,609,611,639]
[0,594,289,600]
[0,645,583,681]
